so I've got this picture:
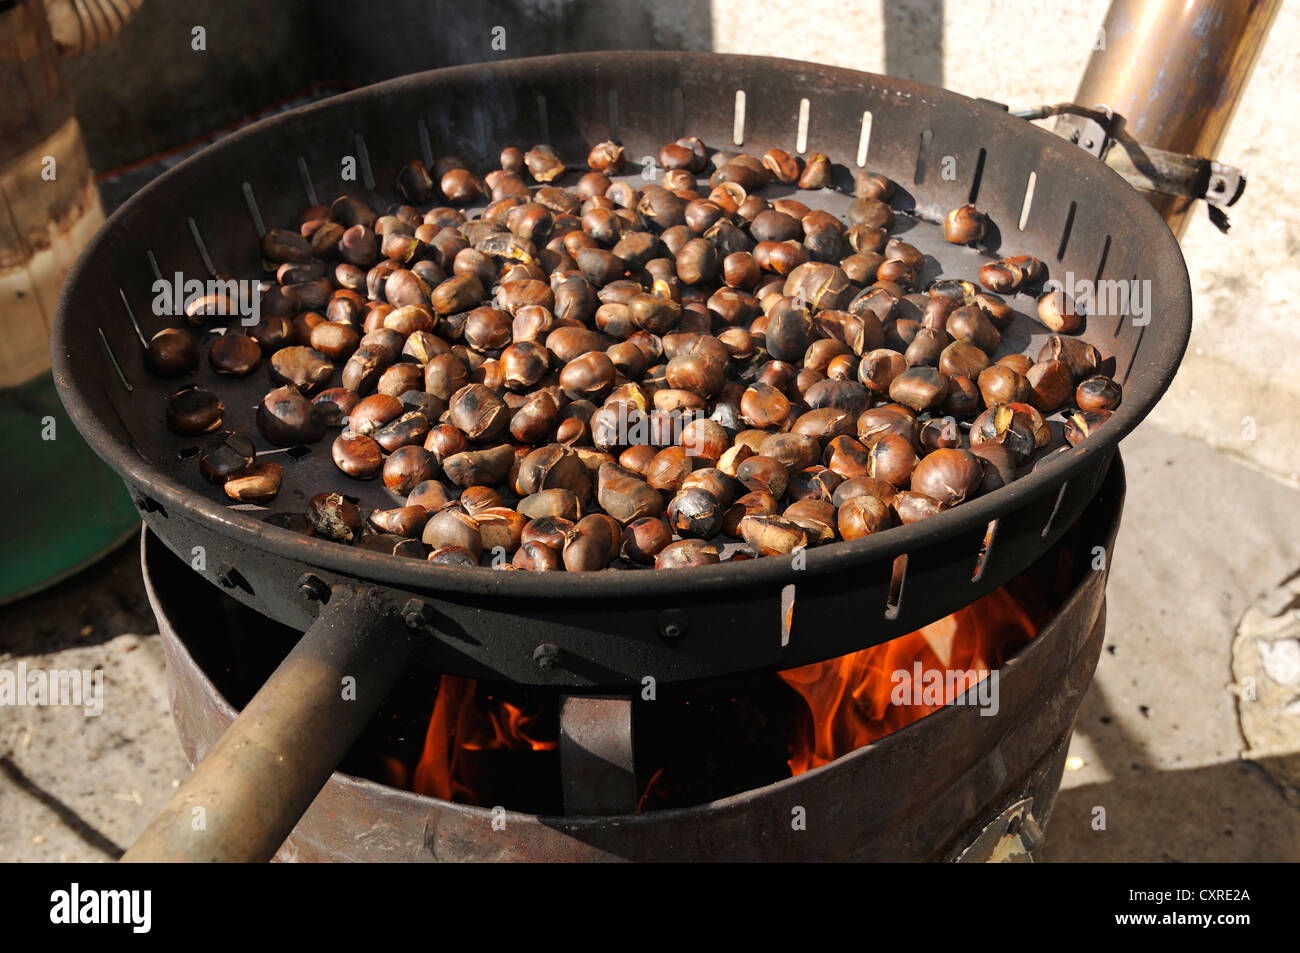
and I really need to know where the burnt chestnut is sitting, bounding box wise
[308,492,362,542]
[1075,375,1122,412]
[209,333,262,376]
[448,383,510,442]
[147,327,199,377]
[198,431,255,484]
[667,488,724,539]
[620,516,674,565]
[1065,409,1113,446]
[889,366,949,413]
[166,387,223,436]
[257,385,325,446]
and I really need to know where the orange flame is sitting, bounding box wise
[777,585,1037,776]
[410,675,557,803]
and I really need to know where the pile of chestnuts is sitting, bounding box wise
[157,135,1122,572]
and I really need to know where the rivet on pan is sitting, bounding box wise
[298,573,329,602]
[402,599,432,629]
[533,643,561,672]
[658,609,687,642]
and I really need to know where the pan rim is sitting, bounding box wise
[52,50,1190,600]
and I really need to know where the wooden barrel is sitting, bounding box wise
[0,0,137,602]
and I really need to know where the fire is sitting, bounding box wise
[777,585,1038,776]
[408,675,557,803]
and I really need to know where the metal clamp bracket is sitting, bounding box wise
[1011,102,1246,230]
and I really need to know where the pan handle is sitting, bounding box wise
[122,584,411,862]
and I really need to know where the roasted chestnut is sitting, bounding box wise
[943,204,987,245]
[1075,375,1122,412]
[166,387,223,436]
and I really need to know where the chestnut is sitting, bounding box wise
[667,487,723,539]
[257,385,325,446]
[332,431,384,479]
[893,490,943,524]
[443,444,515,488]
[866,433,918,487]
[423,505,483,559]
[146,327,198,377]
[1065,409,1113,446]
[739,515,808,556]
[166,387,223,436]
[797,153,832,190]
[383,446,437,496]
[307,492,362,542]
[1076,375,1122,412]
[1026,360,1073,413]
[910,448,983,506]
[518,489,580,522]
[369,505,430,539]
[270,346,334,394]
[597,462,665,523]
[199,431,255,484]
[837,495,890,540]
[889,366,949,413]
[621,516,674,565]
[513,541,563,571]
[761,148,801,184]
[655,539,720,569]
[977,365,1031,408]
[943,204,988,245]
[223,461,283,505]
[1036,289,1084,333]
[209,333,262,376]
[348,393,404,436]
[396,160,434,204]
[449,383,510,442]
